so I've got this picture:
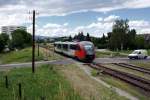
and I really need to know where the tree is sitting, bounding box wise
[107,32,112,39]
[101,34,107,44]
[68,35,72,41]
[0,35,5,52]
[107,32,112,48]
[78,32,85,41]
[86,33,91,41]
[11,29,32,49]
[135,35,145,49]
[73,32,85,41]
[110,19,129,50]
[127,29,136,49]
[1,33,9,46]
[0,33,9,52]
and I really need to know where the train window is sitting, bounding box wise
[63,44,68,50]
[70,44,76,50]
[57,44,61,49]
[70,44,80,50]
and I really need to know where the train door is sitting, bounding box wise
[69,44,76,57]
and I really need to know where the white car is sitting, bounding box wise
[128,50,148,59]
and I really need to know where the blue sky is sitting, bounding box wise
[37,7,150,27]
[0,0,150,37]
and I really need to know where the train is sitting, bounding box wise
[54,41,95,62]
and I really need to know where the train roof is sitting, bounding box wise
[54,41,94,45]
[54,41,77,45]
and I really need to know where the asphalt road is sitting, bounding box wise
[0,56,150,71]
[0,59,74,70]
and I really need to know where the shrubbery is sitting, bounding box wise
[0,29,32,52]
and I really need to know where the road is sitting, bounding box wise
[0,59,74,70]
[0,56,150,71]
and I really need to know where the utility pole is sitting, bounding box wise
[38,38,39,56]
[32,10,35,73]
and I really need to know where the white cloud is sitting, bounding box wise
[129,20,150,28]
[63,23,68,26]
[103,15,120,22]
[123,0,150,9]
[0,0,149,25]
[129,20,150,34]
[29,23,71,37]
[0,0,150,37]
[97,17,103,21]
[27,15,150,37]
[43,23,62,28]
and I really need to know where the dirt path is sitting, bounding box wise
[57,63,131,100]
[76,62,139,100]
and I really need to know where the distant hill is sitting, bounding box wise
[35,35,70,42]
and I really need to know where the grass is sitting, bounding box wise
[0,47,43,64]
[96,51,127,58]
[98,74,149,100]
[130,62,150,69]
[0,64,82,100]
[58,64,128,100]
[96,49,150,58]
[91,69,99,76]
[39,47,64,61]
[147,49,150,55]
[103,64,150,80]
[112,50,132,54]
[117,49,150,56]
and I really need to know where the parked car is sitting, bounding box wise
[128,50,148,59]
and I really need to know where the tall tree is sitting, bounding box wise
[68,35,72,41]
[11,29,32,49]
[0,33,9,52]
[0,35,5,52]
[110,19,129,50]
[74,32,85,41]
[78,32,85,41]
[86,33,91,41]
[135,35,145,49]
[101,34,106,44]
[127,29,136,49]
[0,33,9,46]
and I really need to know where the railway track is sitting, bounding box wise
[85,63,150,92]
[112,63,150,74]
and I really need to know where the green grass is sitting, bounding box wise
[0,47,43,64]
[98,74,148,100]
[40,47,64,61]
[96,51,127,58]
[96,49,150,58]
[112,49,150,56]
[147,49,150,55]
[104,64,150,80]
[131,62,150,69]
[113,50,132,54]
[0,65,82,100]
[59,64,128,100]
[91,69,99,76]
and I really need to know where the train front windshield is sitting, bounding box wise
[84,44,94,55]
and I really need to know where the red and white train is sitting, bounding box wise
[54,41,95,62]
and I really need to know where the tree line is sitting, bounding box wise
[68,19,149,50]
[0,19,149,53]
[0,29,32,53]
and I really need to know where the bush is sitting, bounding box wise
[91,69,100,76]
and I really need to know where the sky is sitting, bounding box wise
[0,0,150,37]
